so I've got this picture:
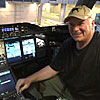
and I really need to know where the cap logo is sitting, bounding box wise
[72,8,79,13]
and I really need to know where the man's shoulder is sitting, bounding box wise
[62,37,75,48]
[95,31,100,37]
[64,37,74,44]
[93,31,100,46]
[95,31,100,41]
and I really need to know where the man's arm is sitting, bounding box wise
[16,65,59,93]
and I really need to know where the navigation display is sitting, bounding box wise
[22,38,36,60]
[5,41,22,64]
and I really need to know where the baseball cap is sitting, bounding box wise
[64,5,94,23]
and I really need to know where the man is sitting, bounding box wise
[16,5,100,100]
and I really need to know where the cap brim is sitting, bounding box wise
[64,15,87,23]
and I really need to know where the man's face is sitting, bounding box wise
[68,17,94,43]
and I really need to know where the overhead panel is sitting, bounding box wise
[24,0,33,2]
[7,0,12,1]
[13,0,23,1]
[76,0,97,9]
[0,0,6,8]
[33,0,40,2]
[6,0,40,2]
[6,0,23,1]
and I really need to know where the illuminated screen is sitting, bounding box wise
[22,38,36,59]
[2,27,19,32]
[0,69,16,96]
[36,38,45,48]
[5,41,22,64]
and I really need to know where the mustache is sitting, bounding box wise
[72,32,82,35]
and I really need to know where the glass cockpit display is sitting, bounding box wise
[36,38,45,48]
[22,38,36,60]
[0,69,16,96]
[5,41,22,64]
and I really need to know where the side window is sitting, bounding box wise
[95,13,100,32]
[95,13,100,25]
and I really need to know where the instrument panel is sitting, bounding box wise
[0,40,6,65]
[0,23,40,39]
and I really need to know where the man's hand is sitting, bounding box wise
[16,78,31,93]
[16,65,58,93]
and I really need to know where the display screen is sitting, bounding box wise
[0,69,16,96]
[36,38,45,48]
[5,41,22,64]
[22,38,36,60]
[36,38,46,58]
[2,27,19,32]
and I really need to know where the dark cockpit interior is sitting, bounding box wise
[0,23,70,79]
